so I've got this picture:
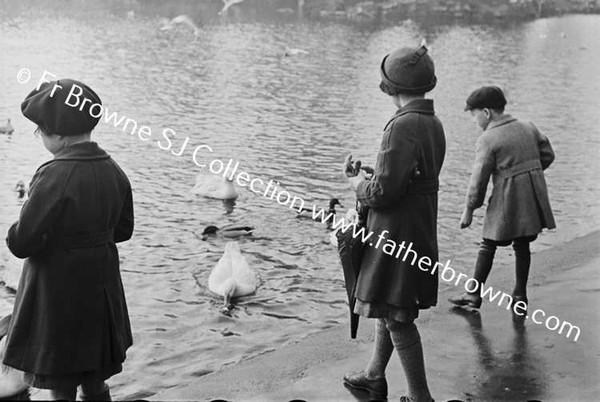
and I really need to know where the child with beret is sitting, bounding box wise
[344,45,444,402]
[450,86,555,311]
[3,79,134,401]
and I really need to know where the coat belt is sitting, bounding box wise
[497,159,542,179]
[52,229,114,249]
[407,178,439,194]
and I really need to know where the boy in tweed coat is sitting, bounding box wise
[450,86,555,310]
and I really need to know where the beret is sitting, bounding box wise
[21,79,102,136]
[380,46,437,95]
[464,86,507,111]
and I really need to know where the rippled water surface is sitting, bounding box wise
[1,10,599,399]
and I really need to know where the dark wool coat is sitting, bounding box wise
[3,142,134,375]
[465,115,556,241]
[355,99,446,309]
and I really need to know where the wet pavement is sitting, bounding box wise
[154,231,600,402]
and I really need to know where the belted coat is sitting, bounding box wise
[3,142,134,375]
[355,99,446,310]
[465,115,555,241]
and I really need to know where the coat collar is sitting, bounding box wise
[384,99,435,130]
[41,142,110,167]
[486,114,517,131]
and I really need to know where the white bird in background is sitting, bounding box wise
[284,46,309,57]
[126,10,135,20]
[0,119,14,135]
[208,241,257,312]
[160,15,200,37]
[219,0,245,15]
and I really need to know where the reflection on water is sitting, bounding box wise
[450,307,546,401]
[0,9,599,399]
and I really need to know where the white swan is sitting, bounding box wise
[159,15,200,37]
[0,315,28,398]
[208,242,257,310]
[192,173,238,200]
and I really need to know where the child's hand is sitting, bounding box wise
[348,170,367,190]
[343,154,358,177]
[460,209,473,229]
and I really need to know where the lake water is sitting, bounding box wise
[1,9,599,400]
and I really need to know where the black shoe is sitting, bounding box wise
[343,370,388,400]
[448,292,482,309]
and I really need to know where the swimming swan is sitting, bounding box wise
[208,242,257,311]
[192,173,239,200]
[0,315,28,398]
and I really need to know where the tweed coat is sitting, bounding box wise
[465,114,555,241]
[4,142,134,375]
[355,99,446,310]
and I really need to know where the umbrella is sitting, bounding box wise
[336,203,368,339]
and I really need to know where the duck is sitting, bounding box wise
[0,315,28,398]
[218,0,245,15]
[208,241,257,312]
[297,197,342,228]
[200,224,254,240]
[192,173,239,200]
[0,119,14,135]
[159,15,200,37]
[14,181,27,199]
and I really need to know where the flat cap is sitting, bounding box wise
[21,79,102,136]
[464,86,507,111]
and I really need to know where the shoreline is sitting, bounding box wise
[153,230,600,402]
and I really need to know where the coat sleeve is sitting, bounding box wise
[530,123,555,170]
[465,135,495,211]
[6,164,68,259]
[114,184,134,243]
[355,120,419,209]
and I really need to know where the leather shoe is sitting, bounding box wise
[343,370,387,400]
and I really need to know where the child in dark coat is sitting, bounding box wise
[344,45,444,402]
[450,86,555,310]
[3,79,134,401]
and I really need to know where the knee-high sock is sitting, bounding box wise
[513,241,531,297]
[365,318,394,379]
[472,241,496,289]
[386,320,432,402]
